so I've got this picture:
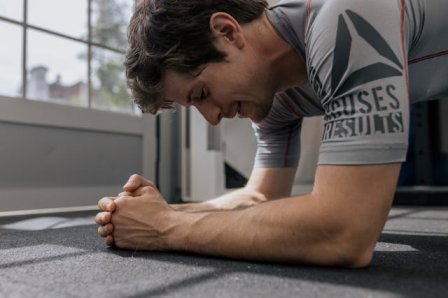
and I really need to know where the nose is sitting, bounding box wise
[194,102,222,126]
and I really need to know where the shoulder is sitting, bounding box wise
[304,0,410,165]
[306,0,405,99]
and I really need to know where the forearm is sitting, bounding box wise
[167,194,365,267]
[170,187,268,212]
[170,167,297,213]
[108,166,396,268]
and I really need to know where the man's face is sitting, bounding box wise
[161,12,283,125]
[163,55,276,125]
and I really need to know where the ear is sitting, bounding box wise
[209,12,244,49]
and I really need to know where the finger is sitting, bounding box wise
[123,174,143,192]
[97,223,114,237]
[105,235,114,246]
[97,197,116,212]
[95,212,111,225]
[123,174,156,192]
[133,185,157,197]
[118,191,133,197]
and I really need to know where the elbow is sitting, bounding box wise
[334,226,378,268]
[294,221,376,268]
[339,242,374,269]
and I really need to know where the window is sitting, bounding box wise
[91,47,129,113]
[27,29,88,106]
[0,0,23,21]
[91,0,132,51]
[0,0,137,115]
[0,22,22,98]
[28,0,88,39]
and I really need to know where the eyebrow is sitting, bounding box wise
[191,66,206,77]
[186,81,202,104]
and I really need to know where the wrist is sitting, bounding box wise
[164,210,197,251]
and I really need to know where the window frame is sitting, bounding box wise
[0,0,137,115]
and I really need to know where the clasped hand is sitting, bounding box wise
[95,174,175,250]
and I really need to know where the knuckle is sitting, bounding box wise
[142,185,155,192]
[106,236,114,246]
[95,213,102,224]
[106,223,114,233]
[97,213,106,224]
[131,173,142,180]
[98,197,110,209]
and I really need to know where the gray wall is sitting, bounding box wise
[0,98,156,213]
[0,121,143,212]
[0,121,142,188]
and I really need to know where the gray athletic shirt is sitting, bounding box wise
[253,0,448,168]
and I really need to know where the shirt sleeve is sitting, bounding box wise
[252,93,303,168]
[306,0,410,165]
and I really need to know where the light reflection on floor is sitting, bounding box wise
[0,216,94,231]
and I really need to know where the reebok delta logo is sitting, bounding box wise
[321,10,405,141]
[331,10,403,96]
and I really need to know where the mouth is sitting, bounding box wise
[237,101,246,118]
[226,102,247,119]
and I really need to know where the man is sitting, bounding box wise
[95,0,448,267]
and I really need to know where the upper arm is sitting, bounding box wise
[307,0,410,165]
[312,163,401,257]
[303,1,406,242]
[246,167,297,200]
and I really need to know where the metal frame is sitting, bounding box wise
[394,100,448,205]
[413,102,433,185]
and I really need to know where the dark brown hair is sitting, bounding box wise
[125,0,268,114]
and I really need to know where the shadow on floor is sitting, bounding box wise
[1,219,447,298]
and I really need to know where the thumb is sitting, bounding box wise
[123,174,142,192]
[123,174,156,192]
[133,185,159,197]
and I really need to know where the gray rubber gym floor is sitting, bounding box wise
[1,206,447,298]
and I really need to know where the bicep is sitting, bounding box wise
[246,167,298,200]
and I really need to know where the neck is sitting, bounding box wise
[250,13,308,92]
